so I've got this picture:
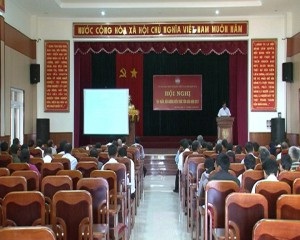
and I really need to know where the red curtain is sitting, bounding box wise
[116,53,144,136]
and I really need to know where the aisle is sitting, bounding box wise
[130,175,191,240]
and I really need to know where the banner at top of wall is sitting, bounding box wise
[73,21,248,38]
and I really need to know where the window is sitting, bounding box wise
[10,88,24,145]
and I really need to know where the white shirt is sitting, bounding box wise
[251,174,278,193]
[62,153,78,170]
[177,148,190,171]
[218,107,231,117]
[43,155,52,163]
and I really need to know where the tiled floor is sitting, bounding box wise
[130,175,192,240]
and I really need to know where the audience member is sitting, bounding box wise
[221,139,228,151]
[207,153,240,186]
[276,141,289,161]
[118,146,136,199]
[13,138,20,147]
[258,146,271,163]
[101,144,119,168]
[196,158,215,198]
[89,147,103,169]
[1,141,9,154]
[234,145,243,154]
[196,135,204,147]
[19,148,40,176]
[241,141,255,164]
[47,139,57,155]
[215,143,223,154]
[28,139,35,149]
[62,143,78,170]
[57,140,67,154]
[238,153,256,185]
[251,158,279,193]
[43,147,53,163]
[289,146,300,170]
[35,139,44,157]
[10,144,20,163]
[173,139,188,193]
[133,136,147,176]
[279,154,292,172]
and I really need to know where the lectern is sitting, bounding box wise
[216,117,234,143]
[127,108,139,145]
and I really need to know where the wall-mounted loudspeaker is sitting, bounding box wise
[30,64,40,84]
[282,62,293,82]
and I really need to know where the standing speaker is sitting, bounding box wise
[30,64,40,84]
[271,118,285,144]
[36,118,50,144]
[282,62,293,82]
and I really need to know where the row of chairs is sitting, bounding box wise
[198,180,300,240]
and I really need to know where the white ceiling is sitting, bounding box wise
[9,0,300,20]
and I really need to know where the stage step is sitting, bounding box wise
[143,154,177,175]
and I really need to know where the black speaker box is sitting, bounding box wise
[30,64,40,84]
[282,62,293,82]
[36,118,50,144]
[271,118,285,144]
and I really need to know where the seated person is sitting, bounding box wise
[19,148,40,177]
[1,141,10,155]
[207,153,240,187]
[89,147,102,169]
[251,158,279,193]
[196,158,215,200]
[10,144,20,163]
[43,147,53,163]
[62,143,78,170]
[279,154,292,172]
[238,153,256,186]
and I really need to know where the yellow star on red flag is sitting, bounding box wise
[131,68,138,78]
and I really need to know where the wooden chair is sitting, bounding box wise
[229,163,245,177]
[292,177,300,193]
[254,181,291,219]
[278,171,300,189]
[52,153,63,159]
[12,170,40,191]
[240,170,264,193]
[52,157,71,170]
[79,156,99,164]
[253,219,300,240]
[276,194,300,219]
[90,170,127,240]
[0,167,10,176]
[0,176,27,201]
[41,175,73,224]
[30,148,43,158]
[0,154,13,168]
[98,152,109,165]
[225,192,268,240]
[29,157,44,172]
[7,162,30,174]
[77,177,110,240]
[0,226,56,240]
[2,191,45,226]
[73,152,89,161]
[254,163,262,170]
[186,156,205,233]
[51,190,93,240]
[234,153,245,163]
[204,180,240,240]
[41,162,64,179]
[56,169,83,190]
[76,161,98,178]
[195,163,205,240]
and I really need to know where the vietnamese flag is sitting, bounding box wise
[116,53,143,136]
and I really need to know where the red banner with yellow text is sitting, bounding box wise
[153,75,202,111]
[116,53,143,135]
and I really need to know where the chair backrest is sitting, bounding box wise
[98,152,109,165]
[205,180,240,240]
[30,148,43,158]
[73,152,89,161]
[29,157,44,172]
[77,177,109,224]
[76,161,98,178]
[186,156,205,179]
[79,156,99,164]
[254,181,291,219]
[12,170,40,191]
[102,163,127,193]
[225,192,268,240]
[0,176,27,200]
[7,163,30,174]
[2,191,45,226]
[278,171,300,189]
[116,156,132,178]
[0,154,13,168]
[254,163,262,170]
[56,169,83,190]
[0,167,10,176]
[41,175,73,200]
[234,153,246,163]
[52,154,63,159]
[229,163,245,177]
[51,190,93,240]
[127,146,140,163]
[90,170,118,211]
[276,194,300,219]
[51,157,71,170]
[0,226,56,240]
[41,162,64,179]
[292,177,300,193]
[253,219,300,240]
[241,170,264,193]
